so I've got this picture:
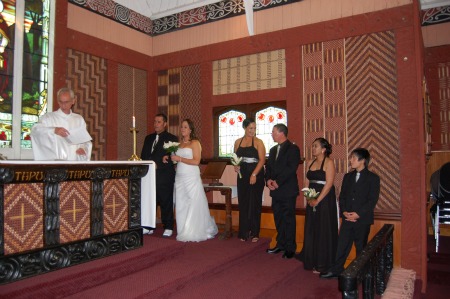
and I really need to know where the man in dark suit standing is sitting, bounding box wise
[320,148,380,278]
[141,113,178,237]
[265,124,300,259]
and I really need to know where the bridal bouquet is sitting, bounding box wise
[231,153,243,179]
[163,141,180,163]
[301,187,320,212]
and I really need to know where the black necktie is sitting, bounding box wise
[151,134,159,153]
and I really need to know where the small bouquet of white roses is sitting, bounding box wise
[163,141,180,163]
[301,187,320,212]
[231,153,243,179]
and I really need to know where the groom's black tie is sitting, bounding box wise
[275,144,281,160]
[151,134,159,153]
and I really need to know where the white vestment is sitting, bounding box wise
[31,109,92,161]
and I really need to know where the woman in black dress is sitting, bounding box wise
[234,118,266,242]
[297,138,338,273]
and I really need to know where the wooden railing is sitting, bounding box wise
[339,224,394,299]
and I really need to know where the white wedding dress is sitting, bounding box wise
[174,147,218,242]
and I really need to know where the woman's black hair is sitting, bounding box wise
[242,117,255,129]
[314,137,332,157]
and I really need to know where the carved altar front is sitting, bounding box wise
[0,161,154,284]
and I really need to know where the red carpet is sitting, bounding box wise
[423,235,450,299]
[0,231,342,299]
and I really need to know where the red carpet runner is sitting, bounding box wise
[1,233,343,299]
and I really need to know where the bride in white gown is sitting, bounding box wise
[171,119,218,242]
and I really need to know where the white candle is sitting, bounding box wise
[132,68,135,127]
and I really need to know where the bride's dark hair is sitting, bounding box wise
[183,118,199,141]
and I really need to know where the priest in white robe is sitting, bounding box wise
[31,87,92,161]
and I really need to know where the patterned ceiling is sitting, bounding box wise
[113,0,224,20]
[420,0,450,9]
[69,0,450,35]
[113,0,450,19]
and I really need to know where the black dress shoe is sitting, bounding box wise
[319,271,339,279]
[282,251,295,259]
[266,247,283,254]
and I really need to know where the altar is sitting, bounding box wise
[0,160,155,284]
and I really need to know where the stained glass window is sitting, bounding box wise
[218,110,246,157]
[22,0,51,148]
[256,106,287,153]
[216,103,287,157]
[0,0,15,149]
[0,0,53,156]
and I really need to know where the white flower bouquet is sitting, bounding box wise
[163,141,180,163]
[231,153,243,179]
[301,187,320,212]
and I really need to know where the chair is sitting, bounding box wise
[430,162,450,252]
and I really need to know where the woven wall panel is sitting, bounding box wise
[157,70,169,119]
[168,68,181,135]
[157,69,181,136]
[302,31,401,213]
[180,64,202,139]
[323,39,346,194]
[66,49,107,160]
[103,179,128,234]
[345,31,401,213]
[118,65,147,160]
[3,183,44,255]
[60,181,91,243]
[438,63,450,150]
[213,49,286,95]
[303,40,347,195]
[303,42,325,161]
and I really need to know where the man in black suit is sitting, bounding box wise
[141,113,178,237]
[320,148,380,278]
[265,124,300,259]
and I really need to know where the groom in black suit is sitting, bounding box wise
[320,148,380,278]
[141,113,178,237]
[265,124,300,259]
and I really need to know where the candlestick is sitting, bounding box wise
[129,127,141,161]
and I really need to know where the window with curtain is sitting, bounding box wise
[214,101,287,157]
[0,0,54,159]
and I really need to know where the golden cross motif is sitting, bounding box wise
[10,203,35,231]
[106,195,121,217]
[63,198,84,223]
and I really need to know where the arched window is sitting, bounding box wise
[256,106,287,153]
[218,110,246,157]
[0,0,54,159]
[214,101,286,157]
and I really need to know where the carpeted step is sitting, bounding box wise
[257,264,342,299]
[60,236,273,298]
[157,244,341,299]
[2,235,346,299]
[0,236,186,299]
